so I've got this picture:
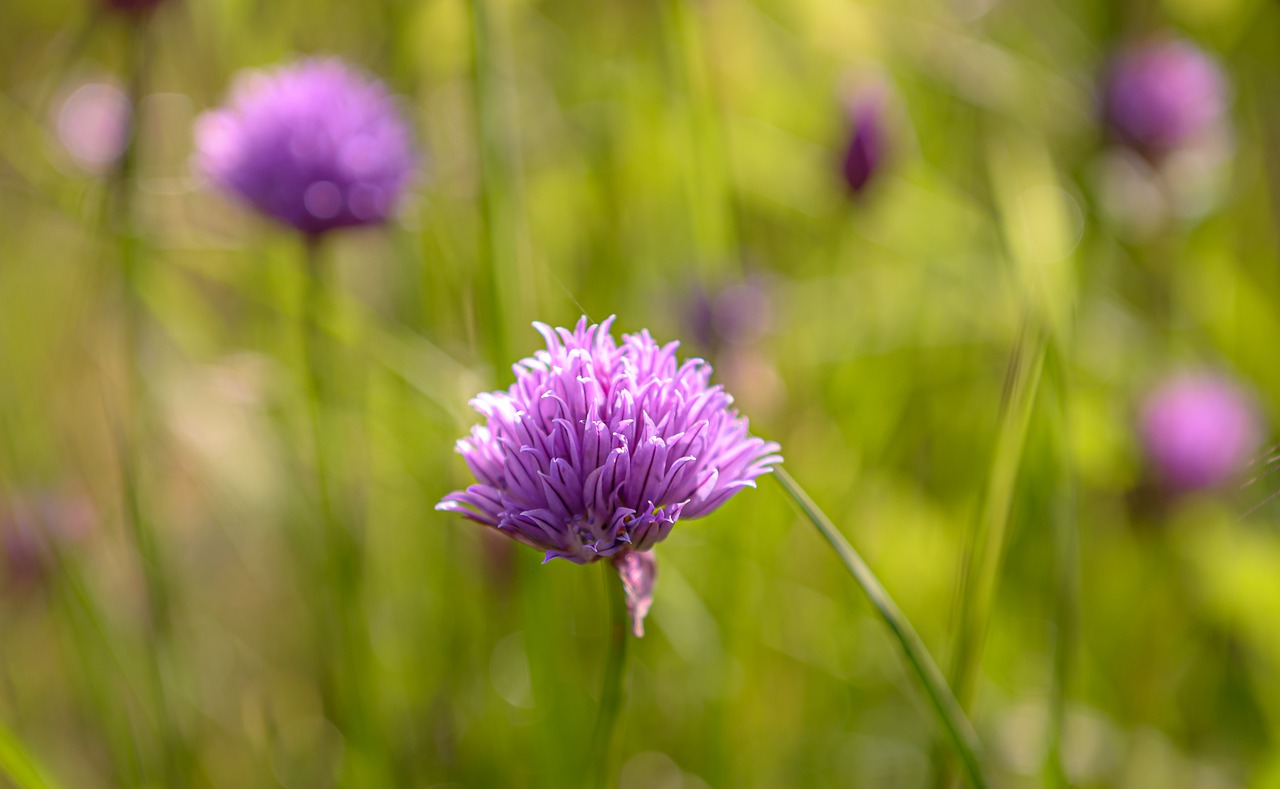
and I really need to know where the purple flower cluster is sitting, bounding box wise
[438,317,781,635]
[1103,38,1228,159]
[194,58,416,237]
[1140,373,1261,493]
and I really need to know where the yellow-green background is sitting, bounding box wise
[3,0,1280,786]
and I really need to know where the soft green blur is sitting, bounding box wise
[2,0,1280,786]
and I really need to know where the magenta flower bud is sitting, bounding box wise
[194,58,417,237]
[841,88,887,197]
[1140,373,1262,492]
[438,317,781,636]
[1103,38,1228,158]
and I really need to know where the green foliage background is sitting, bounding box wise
[3,0,1280,786]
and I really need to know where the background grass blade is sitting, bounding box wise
[0,722,62,789]
[774,467,988,789]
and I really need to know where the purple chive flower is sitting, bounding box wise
[841,87,888,197]
[437,317,782,636]
[1140,373,1261,492]
[194,58,416,237]
[1103,38,1228,159]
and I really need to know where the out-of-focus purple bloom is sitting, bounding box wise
[3,494,96,592]
[194,58,416,237]
[56,81,131,174]
[1103,38,1228,159]
[1140,373,1261,492]
[686,275,774,354]
[841,88,887,197]
[438,317,782,636]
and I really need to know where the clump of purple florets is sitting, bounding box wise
[194,58,416,237]
[438,317,782,635]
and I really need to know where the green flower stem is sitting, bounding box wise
[300,239,383,785]
[300,239,340,554]
[589,563,630,789]
[774,467,988,789]
[111,17,189,788]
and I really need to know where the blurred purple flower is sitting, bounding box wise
[56,81,131,174]
[3,493,96,592]
[686,275,774,353]
[438,317,781,636]
[194,58,416,237]
[1103,38,1228,159]
[841,88,887,196]
[1140,373,1261,492]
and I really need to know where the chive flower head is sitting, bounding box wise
[195,58,416,237]
[438,317,781,635]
